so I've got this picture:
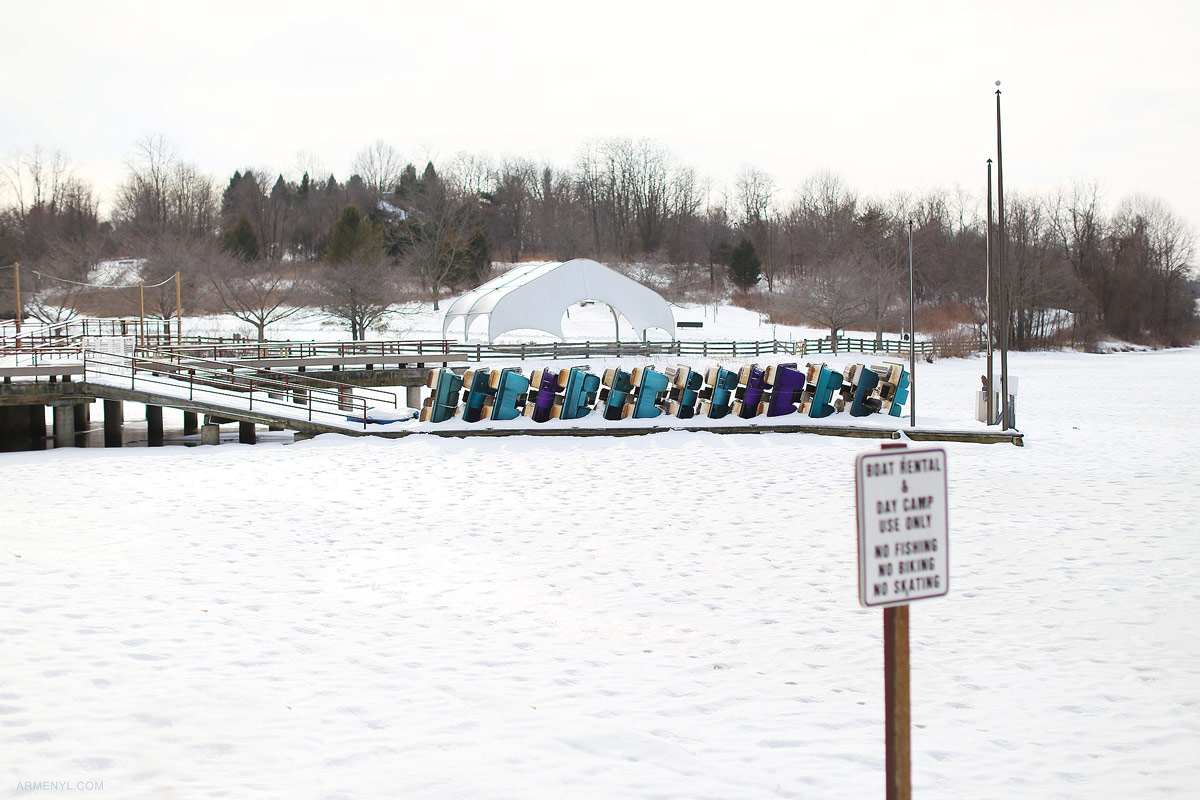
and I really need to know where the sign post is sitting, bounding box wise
[856,444,949,800]
[884,603,910,800]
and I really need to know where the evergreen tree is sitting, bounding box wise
[453,226,492,287]
[219,215,261,261]
[396,163,419,203]
[727,237,762,290]
[220,170,244,224]
[421,161,439,187]
[324,204,385,265]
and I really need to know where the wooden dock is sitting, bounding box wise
[0,360,1024,449]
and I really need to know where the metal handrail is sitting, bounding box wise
[83,350,399,430]
[0,317,176,361]
[9,326,977,365]
[455,335,955,361]
[147,338,457,361]
[131,348,403,407]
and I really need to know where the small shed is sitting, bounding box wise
[441,259,675,342]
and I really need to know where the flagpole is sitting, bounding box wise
[995,81,1011,430]
[986,159,994,424]
[908,219,916,428]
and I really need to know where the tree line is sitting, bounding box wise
[1,136,1195,346]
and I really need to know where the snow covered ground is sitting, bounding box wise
[183,300,869,346]
[2,322,1198,797]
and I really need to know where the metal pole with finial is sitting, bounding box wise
[986,159,994,424]
[995,81,1011,430]
[12,262,21,349]
[908,219,916,428]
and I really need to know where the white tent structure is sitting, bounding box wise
[441,259,675,342]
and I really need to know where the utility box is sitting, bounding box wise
[976,375,1018,426]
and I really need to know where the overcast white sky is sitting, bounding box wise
[3,0,1198,233]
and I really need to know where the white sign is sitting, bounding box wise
[856,447,949,608]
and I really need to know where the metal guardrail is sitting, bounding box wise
[0,345,89,366]
[83,349,400,430]
[455,336,947,361]
[6,321,976,366]
[1,317,177,360]
[149,339,459,361]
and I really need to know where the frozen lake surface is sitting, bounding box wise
[2,343,1198,798]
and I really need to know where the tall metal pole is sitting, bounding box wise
[138,283,145,349]
[995,82,1011,430]
[175,271,183,345]
[985,159,994,425]
[12,262,21,348]
[908,219,916,428]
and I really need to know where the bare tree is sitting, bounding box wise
[20,235,108,322]
[115,135,216,237]
[136,233,211,320]
[401,201,480,309]
[1003,194,1075,347]
[575,141,606,254]
[446,151,496,198]
[115,135,177,233]
[735,166,774,229]
[855,203,906,348]
[1,146,74,215]
[168,162,219,238]
[700,198,733,291]
[790,256,871,352]
[318,255,397,340]
[534,165,585,260]
[397,169,486,309]
[205,252,308,341]
[1109,194,1197,341]
[663,166,704,288]
[291,150,326,185]
[487,158,537,262]
[353,140,405,197]
[1048,182,1108,336]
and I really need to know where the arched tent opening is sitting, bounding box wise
[442,313,492,342]
[441,259,675,342]
[558,301,651,343]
